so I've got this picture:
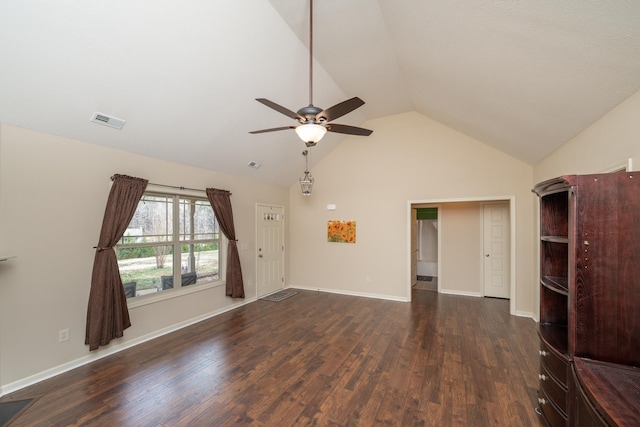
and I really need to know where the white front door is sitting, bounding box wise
[483,203,510,299]
[257,204,284,297]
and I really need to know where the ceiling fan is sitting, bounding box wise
[250,0,372,147]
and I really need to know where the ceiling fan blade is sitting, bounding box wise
[255,98,303,120]
[317,97,365,122]
[326,123,373,136]
[249,126,295,134]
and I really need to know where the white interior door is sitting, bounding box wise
[257,204,284,297]
[483,203,510,299]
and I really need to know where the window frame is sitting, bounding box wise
[117,187,226,307]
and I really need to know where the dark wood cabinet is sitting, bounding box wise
[573,366,608,427]
[533,172,640,426]
[572,358,640,427]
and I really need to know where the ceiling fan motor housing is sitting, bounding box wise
[297,105,324,123]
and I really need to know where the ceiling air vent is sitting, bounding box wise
[247,161,262,169]
[90,112,126,130]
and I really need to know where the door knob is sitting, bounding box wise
[258,254,263,258]
[485,254,490,257]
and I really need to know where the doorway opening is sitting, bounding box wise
[413,207,438,292]
[407,196,516,315]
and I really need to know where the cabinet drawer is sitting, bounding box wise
[540,341,568,386]
[538,389,567,427]
[540,363,567,415]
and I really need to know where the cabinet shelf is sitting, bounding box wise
[539,324,568,357]
[541,276,568,294]
[541,236,569,244]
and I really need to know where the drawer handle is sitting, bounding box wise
[539,350,549,357]
[538,397,547,405]
[538,374,548,381]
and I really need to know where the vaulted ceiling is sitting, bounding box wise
[2,1,640,186]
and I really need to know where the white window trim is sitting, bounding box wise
[120,185,227,308]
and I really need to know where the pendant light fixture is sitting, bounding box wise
[299,150,314,196]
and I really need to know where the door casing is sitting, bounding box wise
[407,196,516,315]
[256,203,285,297]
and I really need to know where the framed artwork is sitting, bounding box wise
[327,220,356,243]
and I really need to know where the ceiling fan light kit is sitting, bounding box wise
[250,0,372,146]
[295,123,327,145]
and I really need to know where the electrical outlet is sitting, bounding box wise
[58,328,69,342]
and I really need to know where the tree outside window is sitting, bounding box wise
[116,193,222,298]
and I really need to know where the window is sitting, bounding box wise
[116,192,223,298]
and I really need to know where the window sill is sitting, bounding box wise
[127,280,225,309]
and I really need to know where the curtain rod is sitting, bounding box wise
[110,176,231,195]
[149,182,205,193]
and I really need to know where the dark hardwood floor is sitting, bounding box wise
[2,289,544,426]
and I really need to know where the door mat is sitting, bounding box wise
[0,399,34,426]
[260,290,298,302]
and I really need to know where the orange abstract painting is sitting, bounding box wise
[327,220,356,243]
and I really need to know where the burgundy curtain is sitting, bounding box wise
[85,174,148,351]
[206,188,245,298]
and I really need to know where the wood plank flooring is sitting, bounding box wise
[1,289,544,426]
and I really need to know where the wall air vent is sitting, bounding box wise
[247,161,262,169]
[90,112,126,130]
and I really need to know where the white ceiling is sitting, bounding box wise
[2,1,640,186]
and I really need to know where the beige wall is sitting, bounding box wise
[288,112,536,314]
[439,202,483,295]
[0,124,289,391]
[535,89,640,181]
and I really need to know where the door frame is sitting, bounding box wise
[411,208,417,287]
[407,196,516,315]
[255,203,285,298]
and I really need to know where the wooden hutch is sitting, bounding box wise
[533,172,640,426]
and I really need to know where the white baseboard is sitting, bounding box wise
[0,297,256,397]
[288,285,409,302]
[438,290,537,322]
[438,289,482,298]
[518,311,538,321]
